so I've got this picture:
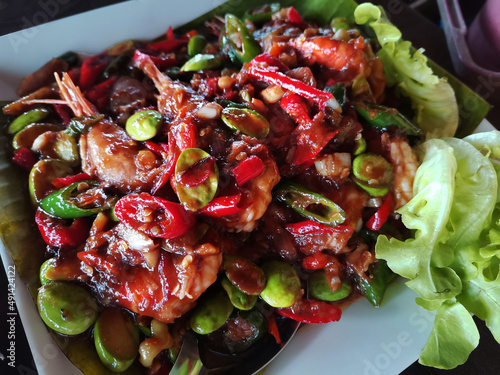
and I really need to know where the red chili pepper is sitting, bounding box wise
[266,314,282,345]
[293,115,341,165]
[302,252,332,270]
[249,53,289,72]
[276,298,342,324]
[80,53,111,90]
[144,141,166,156]
[52,173,92,189]
[166,26,175,40]
[182,30,198,40]
[287,6,308,29]
[12,148,36,170]
[53,104,71,126]
[231,155,265,187]
[285,220,354,236]
[366,193,394,231]
[114,193,195,239]
[35,208,90,248]
[179,156,215,188]
[280,93,311,126]
[84,76,117,112]
[171,119,197,151]
[133,49,178,70]
[198,194,245,217]
[248,67,335,110]
[146,39,187,53]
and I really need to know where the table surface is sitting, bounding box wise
[0,1,498,374]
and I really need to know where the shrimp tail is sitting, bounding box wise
[54,72,96,117]
[132,51,173,94]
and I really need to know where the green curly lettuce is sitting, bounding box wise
[354,3,459,139]
[376,132,500,369]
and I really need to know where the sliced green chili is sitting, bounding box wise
[8,107,50,134]
[222,14,261,65]
[274,180,346,227]
[180,54,222,72]
[354,101,420,136]
[40,180,109,219]
[356,259,395,307]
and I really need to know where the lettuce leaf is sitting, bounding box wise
[376,132,500,369]
[376,140,460,304]
[419,301,479,369]
[354,3,459,139]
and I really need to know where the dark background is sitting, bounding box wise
[0,0,498,374]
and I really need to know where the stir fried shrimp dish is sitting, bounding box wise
[3,4,428,373]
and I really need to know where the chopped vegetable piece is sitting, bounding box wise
[275,181,346,227]
[114,193,195,239]
[35,208,90,248]
[222,14,261,65]
[248,67,339,111]
[52,172,92,189]
[125,109,163,141]
[221,107,270,138]
[366,193,393,231]
[40,180,110,219]
[180,54,222,72]
[231,155,265,186]
[8,107,50,134]
[12,147,37,170]
[94,307,140,372]
[37,281,98,335]
[354,101,420,136]
[173,148,218,211]
[260,260,302,308]
[187,35,208,57]
[276,298,342,324]
[308,271,352,301]
[355,259,394,308]
[198,194,245,217]
[190,291,234,335]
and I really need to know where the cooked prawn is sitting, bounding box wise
[80,218,222,323]
[223,140,281,232]
[382,133,419,209]
[289,35,367,81]
[52,73,165,194]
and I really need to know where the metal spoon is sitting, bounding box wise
[170,318,300,375]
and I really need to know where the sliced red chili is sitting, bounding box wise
[293,115,340,165]
[166,26,175,41]
[249,53,289,72]
[84,76,118,112]
[366,193,394,231]
[132,49,178,70]
[198,194,245,217]
[52,172,92,189]
[80,53,111,90]
[12,148,36,170]
[231,155,265,186]
[146,39,187,53]
[35,208,90,248]
[248,67,335,110]
[286,220,353,236]
[276,298,342,324]
[302,252,332,270]
[287,6,308,29]
[266,314,282,345]
[178,156,215,188]
[114,193,195,239]
[280,93,311,126]
[53,104,71,126]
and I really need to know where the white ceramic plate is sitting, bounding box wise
[0,1,494,374]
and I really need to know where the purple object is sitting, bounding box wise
[437,0,500,82]
[467,0,500,71]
